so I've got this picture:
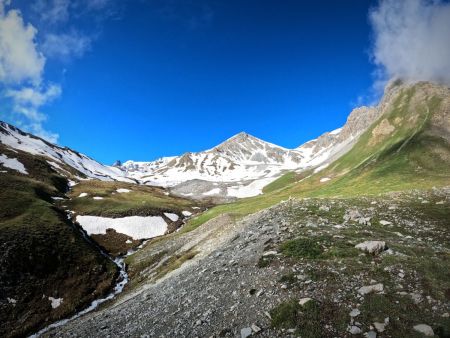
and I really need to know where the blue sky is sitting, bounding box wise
[1,0,382,163]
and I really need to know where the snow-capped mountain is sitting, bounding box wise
[0,88,387,198]
[120,104,383,198]
[124,132,304,185]
[0,122,134,183]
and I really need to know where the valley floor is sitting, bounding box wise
[44,188,450,338]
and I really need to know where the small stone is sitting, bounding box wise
[413,324,434,336]
[355,241,386,254]
[379,220,392,226]
[358,283,384,295]
[299,298,313,306]
[373,322,385,332]
[365,331,377,338]
[262,250,277,257]
[350,309,361,317]
[410,293,422,304]
[348,326,362,334]
[251,324,261,333]
[240,327,252,338]
[256,289,264,297]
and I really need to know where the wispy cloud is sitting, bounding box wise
[369,0,450,88]
[0,0,118,143]
[0,1,60,141]
[42,31,92,60]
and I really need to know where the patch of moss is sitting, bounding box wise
[280,238,323,259]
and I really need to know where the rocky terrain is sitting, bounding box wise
[45,188,449,338]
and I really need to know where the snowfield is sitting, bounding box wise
[0,154,28,174]
[164,213,179,222]
[76,215,168,240]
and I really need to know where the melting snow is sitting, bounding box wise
[48,297,63,309]
[116,188,131,193]
[164,213,179,222]
[78,193,88,198]
[320,177,331,183]
[203,188,221,196]
[0,154,28,174]
[76,215,168,240]
[93,196,104,200]
[182,211,192,217]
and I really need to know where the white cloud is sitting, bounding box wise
[32,0,70,25]
[0,7,45,85]
[42,31,91,60]
[370,0,450,86]
[6,84,61,108]
[0,2,60,142]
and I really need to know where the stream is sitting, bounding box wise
[29,210,140,337]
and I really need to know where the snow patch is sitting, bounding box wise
[48,297,63,309]
[164,213,179,222]
[76,215,168,240]
[182,211,192,217]
[320,177,331,183]
[0,154,28,174]
[203,188,221,196]
[78,193,88,198]
[116,188,131,193]
[93,196,104,200]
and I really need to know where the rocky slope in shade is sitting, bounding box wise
[0,142,118,338]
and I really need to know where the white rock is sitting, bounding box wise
[413,324,434,336]
[78,192,88,198]
[251,324,261,333]
[182,210,192,217]
[348,326,362,334]
[373,322,385,332]
[240,327,252,338]
[350,308,361,317]
[365,331,377,338]
[48,297,63,309]
[379,220,391,226]
[358,283,384,295]
[299,297,313,306]
[319,205,330,211]
[263,250,278,257]
[355,241,386,254]
[116,188,131,193]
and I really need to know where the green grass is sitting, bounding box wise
[271,299,347,337]
[0,150,117,338]
[280,238,323,259]
[66,180,200,218]
[153,249,198,280]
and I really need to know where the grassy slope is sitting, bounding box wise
[187,84,450,230]
[65,180,200,218]
[0,146,117,338]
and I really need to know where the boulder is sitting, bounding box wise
[355,241,386,254]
